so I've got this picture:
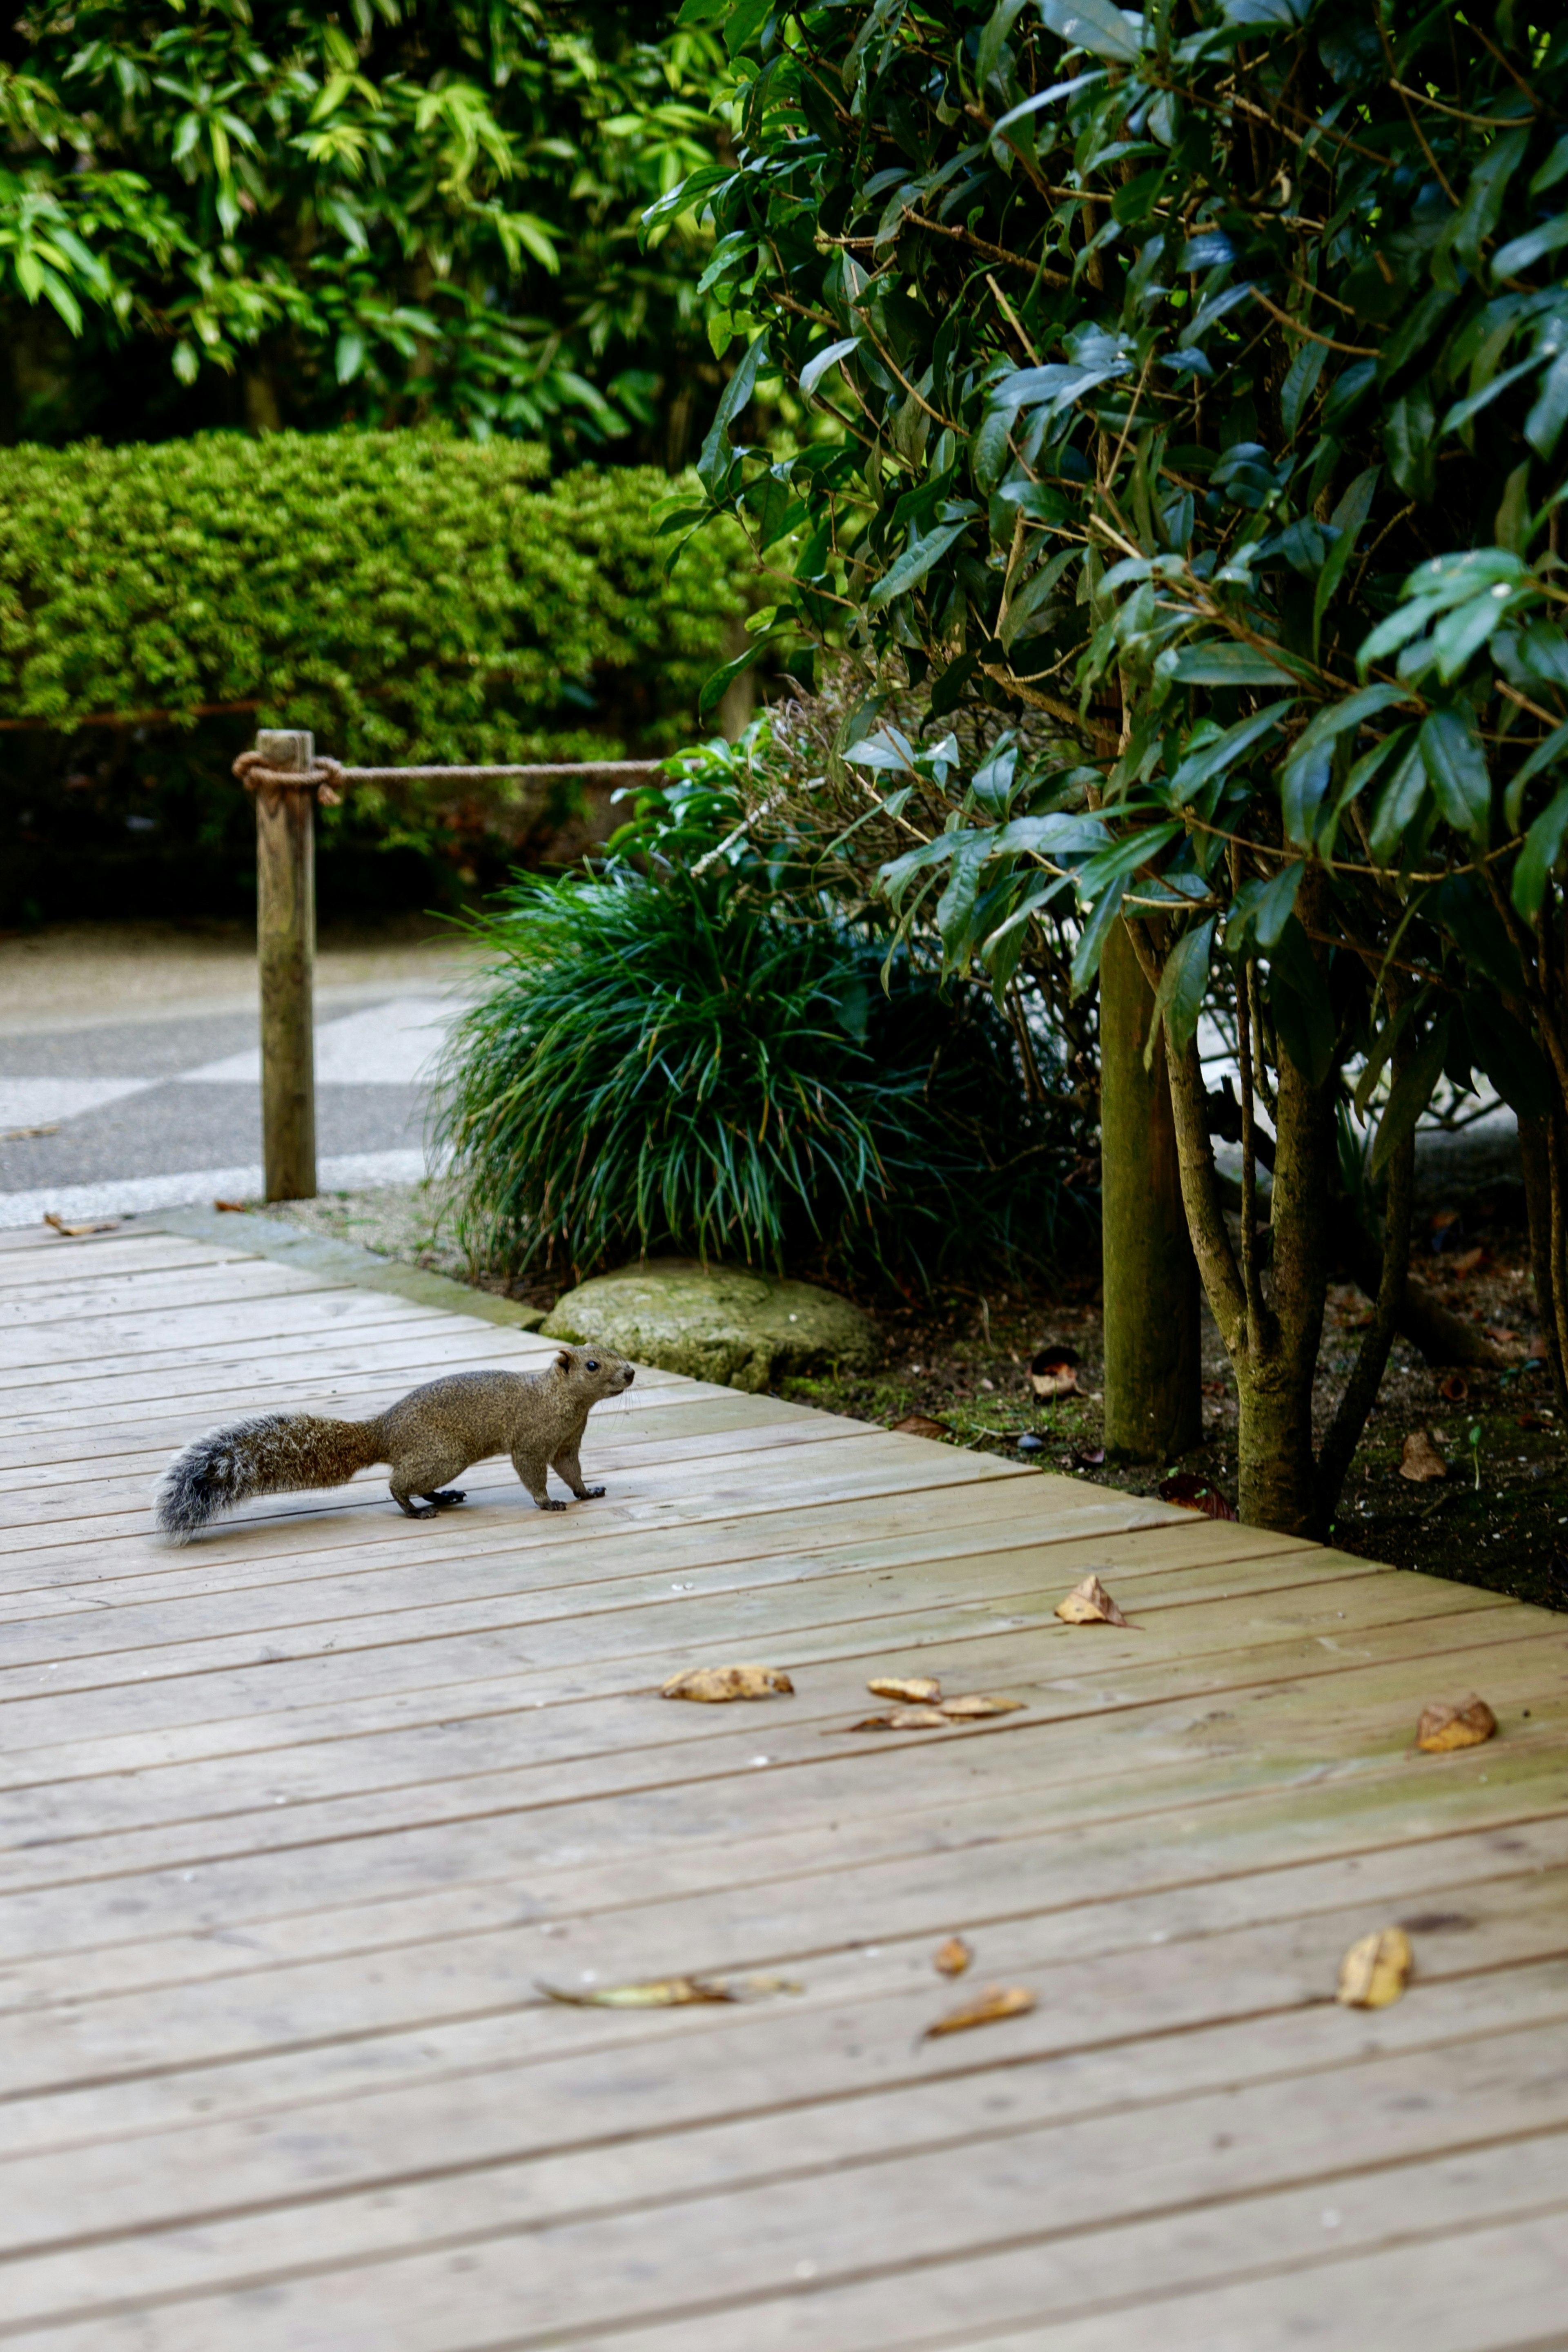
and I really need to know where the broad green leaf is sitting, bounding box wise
[1038,0,1142,63]
[1280,339,1327,439]
[1073,821,1183,901]
[698,635,773,718]
[1419,708,1491,838]
[991,812,1108,856]
[977,0,1031,85]
[1504,719,1568,832]
[1251,860,1305,949]
[868,520,969,608]
[1166,700,1294,801]
[1151,919,1214,1061]
[800,337,861,400]
[1492,215,1568,279]
[1354,990,1421,1117]
[1512,782,1568,918]
[1526,352,1568,458]
[1309,466,1378,658]
[697,334,768,494]
[1070,875,1127,996]
[1161,641,1303,687]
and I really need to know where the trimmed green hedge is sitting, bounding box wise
[0,433,750,921]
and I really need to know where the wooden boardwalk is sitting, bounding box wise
[2,1215,1567,2352]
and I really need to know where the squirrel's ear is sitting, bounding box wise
[554,1349,573,1371]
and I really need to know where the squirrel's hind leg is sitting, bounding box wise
[390,1442,471,1521]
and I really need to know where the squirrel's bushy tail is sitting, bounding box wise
[155,1413,383,1543]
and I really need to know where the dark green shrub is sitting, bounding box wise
[0,431,751,921]
[436,862,1087,1287]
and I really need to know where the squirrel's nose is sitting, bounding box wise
[623,1367,635,1384]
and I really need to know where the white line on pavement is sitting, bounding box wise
[0,1149,439,1230]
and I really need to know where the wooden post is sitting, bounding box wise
[252,729,317,1202]
[1099,916,1202,1462]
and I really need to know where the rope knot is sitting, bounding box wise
[232,749,345,806]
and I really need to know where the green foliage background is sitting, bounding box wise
[0,0,729,455]
[0,430,753,921]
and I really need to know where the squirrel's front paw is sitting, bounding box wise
[580,1484,606,1500]
[535,1496,568,1512]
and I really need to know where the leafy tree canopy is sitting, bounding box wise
[0,0,728,449]
[661,0,1568,1527]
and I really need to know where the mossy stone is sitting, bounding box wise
[541,1259,880,1393]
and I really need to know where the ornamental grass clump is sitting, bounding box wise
[437,867,1079,1285]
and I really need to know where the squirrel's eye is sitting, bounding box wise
[586,1359,598,1371]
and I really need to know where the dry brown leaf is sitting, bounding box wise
[660,1663,794,1703]
[214,1198,249,1213]
[1399,1430,1448,1483]
[924,1984,1037,2039]
[538,1971,800,2009]
[1416,1694,1498,1753]
[939,1694,1025,1719]
[43,1212,119,1237]
[1054,1573,1129,1627]
[850,1705,951,1731]
[1158,1471,1238,1520]
[1029,1344,1080,1400]
[891,1413,949,1440]
[1335,1927,1412,2009]
[4,1124,58,1140]
[1448,1246,1485,1276]
[934,1937,972,1978]
[868,1675,942,1703]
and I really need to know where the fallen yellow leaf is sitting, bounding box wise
[868,1675,942,1703]
[939,1694,1025,1719]
[661,1664,794,1703]
[1416,1694,1497,1752]
[924,1984,1037,2039]
[1335,1927,1412,2009]
[850,1705,951,1730]
[1054,1573,1129,1627]
[539,1972,800,2009]
[934,1936,971,1978]
[539,1975,735,2008]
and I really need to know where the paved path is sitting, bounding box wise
[2,1215,1566,2348]
[0,971,472,1229]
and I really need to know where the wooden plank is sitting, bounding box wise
[7,1750,1568,2103]
[0,1914,1565,2343]
[448,2168,1568,2352]
[2,1228,1567,2348]
[2,1620,1561,1983]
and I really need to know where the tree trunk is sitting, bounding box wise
[1236,1363,1319,1533]
[1099,917,1202,1461]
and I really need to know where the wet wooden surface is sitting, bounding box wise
[2,1217,1566,2352]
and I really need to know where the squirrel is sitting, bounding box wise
[154,1346,635,1543]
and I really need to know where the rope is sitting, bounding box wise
[232,751,665,804]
